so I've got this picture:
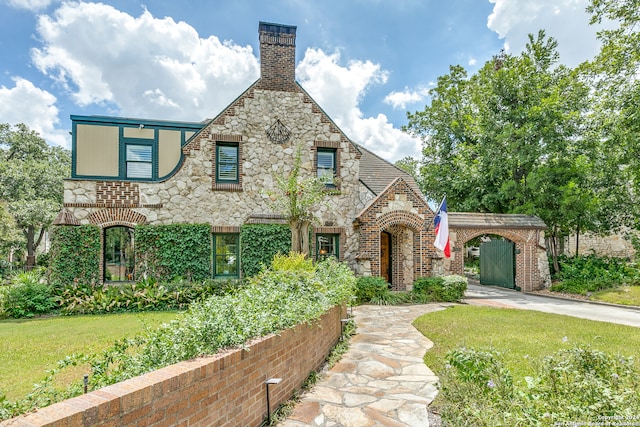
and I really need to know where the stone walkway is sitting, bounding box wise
[278,304,447,427]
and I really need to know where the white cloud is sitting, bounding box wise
[28,2,421,161]
[32,2,259,121]
[0,77,69,147]
[297,48,388,121]
[468,57,478,66]
[7,0,52,11]
[383,87,430,110]
[297,48,420,162]
[487,0,602,67]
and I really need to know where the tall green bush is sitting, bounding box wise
[240,224,290,277]
[135,224,211,281]
[49,225,100,287]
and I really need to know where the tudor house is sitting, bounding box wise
[58,22,440,289]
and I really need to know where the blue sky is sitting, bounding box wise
[0,0,605,162]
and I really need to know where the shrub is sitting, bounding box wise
[551,254,640,295]
[83,253,354,388]
[0,259,11,278]
[412,275,467,302]
[56,278,242,315]
[354,276,390,304]
[3,269,55,318]
[1,254,355,420]
[437,345,640,426]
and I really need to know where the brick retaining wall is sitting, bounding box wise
[3,305,345,427]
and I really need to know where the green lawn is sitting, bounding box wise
[414,305,640,381]
[0,311,179,401]
[593,285,640,306]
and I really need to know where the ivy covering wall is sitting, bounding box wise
[240,224,291,277]
[49,225,101,286]
[48,223,293,285]
[135,224,211,281]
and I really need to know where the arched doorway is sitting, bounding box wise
[104,226,134,281]
[448,212,550,291]
[380,231,392,284]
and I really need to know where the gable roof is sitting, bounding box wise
[448,212,547,229]
[356,143,422,196]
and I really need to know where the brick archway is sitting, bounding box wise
[355,178,437,290]
[88,208,147,228]
[88,208,147,283]
[448,213,549,291]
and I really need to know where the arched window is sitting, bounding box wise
[104,226,134,281]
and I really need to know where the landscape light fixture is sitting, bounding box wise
[341,318,350,340]
[265,377,282,424]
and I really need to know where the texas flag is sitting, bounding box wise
[433,197,451,258]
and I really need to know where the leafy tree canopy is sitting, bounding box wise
[404,32,596,271]
[0,123,70,266]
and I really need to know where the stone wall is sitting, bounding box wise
[563,233,635,258]
[3,305,345,427]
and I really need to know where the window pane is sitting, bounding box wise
[127,162,152,178]
[126,145,153,178]
[317,150,335,179]
[218,163,237,180]
[126,145,152,162]
[214,234,239,276]
[317,234,338,260]
[217,144,238,182]
[317,151,334,169]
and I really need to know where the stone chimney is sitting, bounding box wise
[258,21,297,91]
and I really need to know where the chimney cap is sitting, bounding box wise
[259,21,297,35]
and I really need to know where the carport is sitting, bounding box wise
[444,213,550,292]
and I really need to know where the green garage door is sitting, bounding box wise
[480,240,515,289]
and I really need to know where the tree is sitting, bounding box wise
[394,156,421,182]
[267,146,331,256]
[0,201,23,260]
[580,0,640,234]
[405,32,594,271]
[0,123,70,268]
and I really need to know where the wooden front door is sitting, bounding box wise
[380,232,392,284]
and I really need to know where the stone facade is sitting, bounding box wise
[61,21,551,292]
[62,21,428,289]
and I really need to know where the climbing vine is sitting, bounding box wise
[240,224,291,277]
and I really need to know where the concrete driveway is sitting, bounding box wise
[465,283,640,328]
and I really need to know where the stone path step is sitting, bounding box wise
[278,304,446,427]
